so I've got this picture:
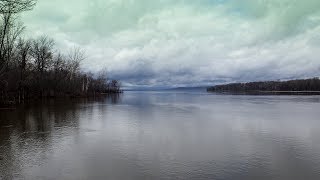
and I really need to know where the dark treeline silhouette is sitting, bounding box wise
[0,0,121,107]
[207,78,320,93]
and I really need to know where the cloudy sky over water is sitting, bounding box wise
[21,0,320,87]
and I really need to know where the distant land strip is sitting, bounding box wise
[207,78,320,95]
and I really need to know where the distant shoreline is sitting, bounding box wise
[207,78,320,95]
[208,91,320,95]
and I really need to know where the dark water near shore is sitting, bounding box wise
[1,90,320,180]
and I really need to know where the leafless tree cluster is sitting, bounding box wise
[0,0,121,106]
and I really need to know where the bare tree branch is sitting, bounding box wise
[0,0,36,14]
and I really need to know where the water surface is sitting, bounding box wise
[1,91,320,179]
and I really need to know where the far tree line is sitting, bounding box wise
[0,0,121,106]
[207,78,320,93]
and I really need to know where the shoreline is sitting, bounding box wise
[0,92,123,109]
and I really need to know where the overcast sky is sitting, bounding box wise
[21,0,320,88]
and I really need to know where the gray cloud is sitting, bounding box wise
[20,0,320,87]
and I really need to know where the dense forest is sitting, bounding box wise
[0,0,121,107]
[207,78,320,93]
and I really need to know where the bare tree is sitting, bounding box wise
[110,80,121,92]
[53,52,65,73]
[30,36,54,75]
[0,0,36,76]
[51,52,68,91]
[67,46,86,80]
[16,37,31,80]
[0,0,36,14]
[13,38,31,102]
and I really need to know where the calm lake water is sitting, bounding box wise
[1,90,320,180]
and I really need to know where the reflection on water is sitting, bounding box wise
[1,92,320,179]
